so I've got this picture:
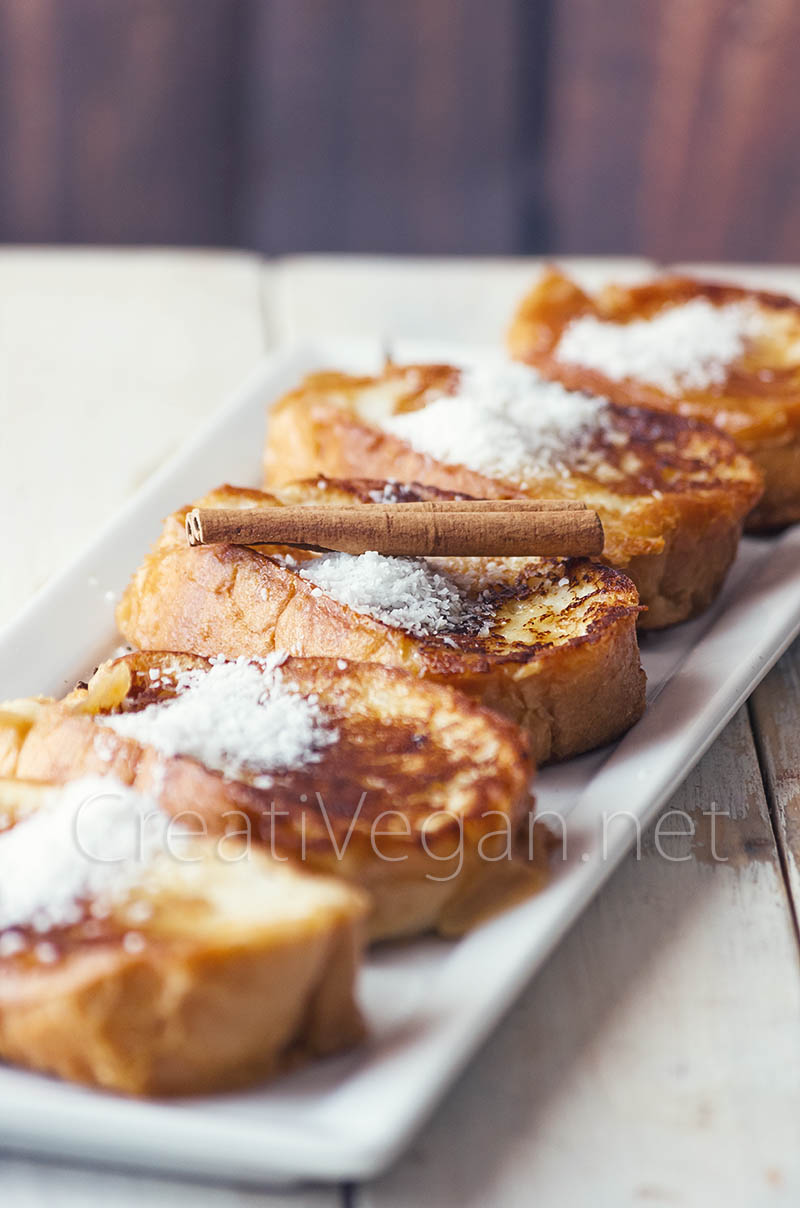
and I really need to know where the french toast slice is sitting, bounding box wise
[0,652,542,941]
[0,775,366,1096]
[263,362,762,628]
[116,480,646,764]
[507,268,800,529]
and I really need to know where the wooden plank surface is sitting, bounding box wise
[547,0,800,261]
[268,254,656,347]
[0,0,243,245]
[751,646,800,921]
[0,247,266,627]
[240,0,521,254]
[0,1158,339,1208]
[2,251,800,1205]
[360,709,800,1206]
[2,2,800,260]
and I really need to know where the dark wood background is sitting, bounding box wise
[1,0,799,260]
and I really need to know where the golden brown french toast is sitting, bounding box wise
[507,268,800,529]
[0,651,542,942]
[263,362,761,628]
[0,775,366,1096]
[116,480,646,764]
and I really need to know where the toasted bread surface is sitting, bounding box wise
[263,364,761,626]
[0,653,541,941]
[116,480,646,762]
[508,268,800,528]
[0,778,366,1096]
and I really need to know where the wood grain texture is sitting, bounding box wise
[239,0,519,253]
[546,0,659,256]
[0,0,243,244]
[1,0,800,257]
[547,0,800,261]
[639,0,800,261]
[360,708,800,1206]
[750,639,800,926]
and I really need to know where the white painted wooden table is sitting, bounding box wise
[2,250,800,1207]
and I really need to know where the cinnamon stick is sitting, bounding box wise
[185,501,604,558]
[324,499,589,511]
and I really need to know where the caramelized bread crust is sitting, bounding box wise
[0,653,541,941]
[263,366,762,627]
[0,780,366,1096]
[507,268,800,528]
[116,481,646,763]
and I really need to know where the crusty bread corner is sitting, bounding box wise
[0,653,543,943]
[115,483,645,763]
[263,371,761,628]
[0,781,367,1097]
[507,267,800,531]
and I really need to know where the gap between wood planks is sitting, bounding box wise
[750,641,800,954]
[357,704,800,1206]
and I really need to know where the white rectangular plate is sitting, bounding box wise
[2,341,800,1186]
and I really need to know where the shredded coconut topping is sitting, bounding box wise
[368,480,403,504]
[300,550,492,638]
[380,361,612,481]
[0,776,179,935]
[555,298,764,394]
[101,655,337,785]
[365,480,453,505]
